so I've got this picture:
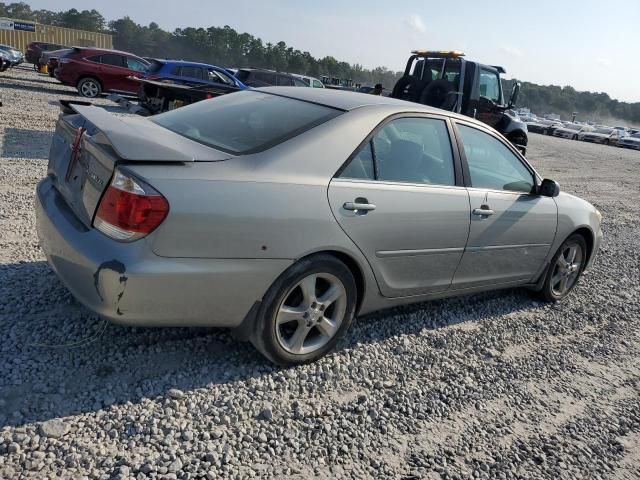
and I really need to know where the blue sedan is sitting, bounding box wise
[144,59,247,90]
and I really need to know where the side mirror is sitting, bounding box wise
[539,178,560,197]
[508,82,521,108]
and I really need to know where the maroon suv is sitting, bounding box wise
[54,47,149,98]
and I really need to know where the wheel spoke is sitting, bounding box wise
[317,317,338,338]
[277,306,305,325]
[559,276,568,293]
[317,284,343,307]
[567,245,578,263]
[287,324,312,354]
[298,274,317,307]
[551,273,562,288]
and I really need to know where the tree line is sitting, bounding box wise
[2,1,639,125]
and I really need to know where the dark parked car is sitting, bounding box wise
[144,59,246,89]
[26,41,67,66]
[55,47,149,97]
[234,68,308,87]
[42,48,72,77]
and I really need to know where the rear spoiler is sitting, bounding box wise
[57,100,230,162]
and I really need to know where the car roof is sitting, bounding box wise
[153,59,223,69]
[256,86,441,112]
[73,47,141,57]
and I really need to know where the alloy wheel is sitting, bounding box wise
[550,242,583,296]
[80,80,99,97]
[275,273,347,355]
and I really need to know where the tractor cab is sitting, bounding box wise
[391,50,527,152]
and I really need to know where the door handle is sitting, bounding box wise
[472,206,495,216]
[343,199,376,214]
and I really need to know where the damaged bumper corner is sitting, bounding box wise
[35,178,291,327]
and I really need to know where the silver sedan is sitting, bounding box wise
[36,88,603,365]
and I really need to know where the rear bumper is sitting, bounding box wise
[35,177,291,327]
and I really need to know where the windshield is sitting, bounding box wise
[594,128,613,134]
[145,60,164,74]
[152,91,342,155]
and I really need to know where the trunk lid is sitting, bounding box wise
[47,101,232,228]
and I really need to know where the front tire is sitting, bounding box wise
[537,234,587,302]
[77,77,102,98]
[251,254,357,366]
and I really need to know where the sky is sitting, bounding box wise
[28,0,640,102]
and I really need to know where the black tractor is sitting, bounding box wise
[391,50,528,152]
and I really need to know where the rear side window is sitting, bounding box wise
[152,91,342,155]
[277,75,295,86]
[180,66,204,80]
[100,54,125,67]
[340,117,456,186]
[86,55,101,63]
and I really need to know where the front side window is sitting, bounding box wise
[312,79,323,88]
[339,117,456,186]
[479,69,501,102]
[208,69,234,85]
[458,124,534,193]
[153,91,342,155]
[126,57,148,72]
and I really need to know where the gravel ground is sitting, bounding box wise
[0,65,639,480]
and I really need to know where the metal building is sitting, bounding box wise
[0,18,112,53]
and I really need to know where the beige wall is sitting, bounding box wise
[0,20,112,55]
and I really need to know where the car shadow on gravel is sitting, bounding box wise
[1,128,52,159]
[0,81,77,97]
[0,260,541,429]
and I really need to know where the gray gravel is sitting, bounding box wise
[1,66,639,479]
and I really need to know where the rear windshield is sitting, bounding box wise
[234,70,250,82]
[152,91,342,154]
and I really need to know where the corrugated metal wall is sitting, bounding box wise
[0,21,112,54]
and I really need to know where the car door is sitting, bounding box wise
[97,54,129,92]
[328,116,471,297]
[122,56,148,90]
[452,122,557,288]
[474,68,503,129]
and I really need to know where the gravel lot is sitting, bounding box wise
[0,65,639,480]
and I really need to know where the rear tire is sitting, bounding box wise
[250,254,357,366]
[536,234,587,302]
[77,77,102,98]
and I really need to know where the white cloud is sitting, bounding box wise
[404,14,426,34]
[498,46,524,58]
[596,58,611,67]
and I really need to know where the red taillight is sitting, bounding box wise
[94,169,169,242]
